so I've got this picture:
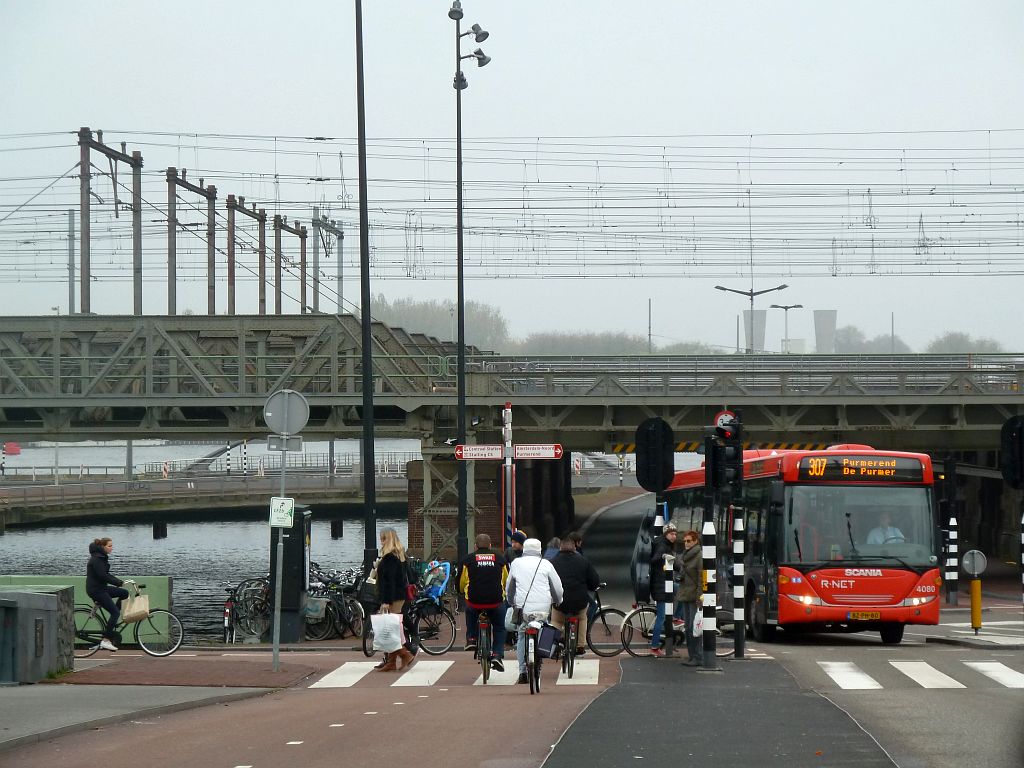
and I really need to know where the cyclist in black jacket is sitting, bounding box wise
[86,537,128,651]
[550,535,600,655]
[456,533,509,671]
[648,522,678,657]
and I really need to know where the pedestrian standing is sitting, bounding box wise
[674,530,704,666]
[648,521,678,657]
[0,456,5,478]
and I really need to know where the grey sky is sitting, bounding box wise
[2,1,1022,352]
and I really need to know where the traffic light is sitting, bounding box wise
[717,417,744,500]
[999,415,1024,489]
[635,417,675,492]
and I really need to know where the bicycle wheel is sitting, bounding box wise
[414,606,456,655]
[587,607,627,657]
[73,607,105,658]
[478,621,491,684]
[236,579,271,636]
[621,606,658,658]
[362,615,378,658]
[338,595,364,639]
[134,609,184,656]
[565,622,577,679]
[305,601,336,641]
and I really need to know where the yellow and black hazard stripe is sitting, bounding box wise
[756,442,827,451]
[608,441,827,453]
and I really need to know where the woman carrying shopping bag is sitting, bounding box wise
[373,527,415,672]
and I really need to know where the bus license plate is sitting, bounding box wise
[848,611,881,621]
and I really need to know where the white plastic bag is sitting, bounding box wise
[693,610,704,634]
[371,612,404,652]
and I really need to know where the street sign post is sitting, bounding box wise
[270,496,295,528]
[263,389,310,672]
[454,444,504,460]
[513,443,563,460]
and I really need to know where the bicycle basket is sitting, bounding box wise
[536,622,563,659]
[303,597,329,620]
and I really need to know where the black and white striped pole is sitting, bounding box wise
[946,513,959,607]
[700,430,720,671]
[733,511,746,659]
[225,442,232,476]
[663,550,676,657]
[242,439,248,476]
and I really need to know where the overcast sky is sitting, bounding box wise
[2,1,1023,352]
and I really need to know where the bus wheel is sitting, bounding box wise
[746,588,775,643]
[879,623,904,645]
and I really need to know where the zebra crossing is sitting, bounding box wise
[817,658,1024,691]
[309,658,604,688]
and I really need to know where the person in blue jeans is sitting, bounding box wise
[456,533,509,672]
[648,522,678,657]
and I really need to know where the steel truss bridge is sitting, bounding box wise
[1,314,1022,453]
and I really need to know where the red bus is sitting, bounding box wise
[664,444,941,645]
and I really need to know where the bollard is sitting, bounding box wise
[152,521,167,539]
[663,553,675,657]
[700,518,720,671]
[331,518,344,539]
[970,577,982,635]
[945,515,959,607]
[733,511,746,659]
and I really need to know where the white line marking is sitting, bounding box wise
[363,711,378,715]
[963,661,1024,688]
[889,661,965,688]
[309,661,378,688]
[286,741,303,745]
[473,667,521,686]
[818,661,882,690]
[556,659,600,685]
[329,724,344,727]
[391,660,453,687]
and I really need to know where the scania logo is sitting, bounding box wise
[844,568,883,577]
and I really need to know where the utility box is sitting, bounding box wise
[268,504,312,643]
[0,590,70,684]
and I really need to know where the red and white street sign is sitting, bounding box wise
[455,444,504,461]
[513,443,563,460]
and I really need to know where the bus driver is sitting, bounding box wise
[867,512,905,545]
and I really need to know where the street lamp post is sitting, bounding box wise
[715,283,788,353]
[770,303,803,353]
[450,0,490,561]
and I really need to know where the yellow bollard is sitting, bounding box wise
[970,578,982,635]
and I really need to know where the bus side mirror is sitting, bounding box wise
[770,480,785,508]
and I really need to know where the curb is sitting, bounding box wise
[0,687,272,753]
[924,636,1024,651]
[578,491,650,538]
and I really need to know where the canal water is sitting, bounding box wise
[0,513,408,645]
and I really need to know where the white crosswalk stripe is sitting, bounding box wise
[473,667,521,686]
[557,659,601,685]
[390,660,453,686]
[309,661,377,688]
[818,661,883,689]
[963,661,1024,688]
[889,661,965,689]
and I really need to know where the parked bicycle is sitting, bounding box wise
[585,583,627,657]
[306,565,365,641]
[221,576,271,642]
[74,583,184,657]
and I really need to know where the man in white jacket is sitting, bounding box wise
[505,537,564,684]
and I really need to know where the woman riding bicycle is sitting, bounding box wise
[85,537,129,651]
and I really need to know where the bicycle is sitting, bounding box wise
[234,576,271,638]
[622,602,733,659]
[306,565,365,641]
[74,584,184,658]
[585,583,627,658]
[524,620,543,694]
[476,609,492,684]
[362,591,457,657]
[560,614,580,679]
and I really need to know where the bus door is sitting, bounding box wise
[761,481,786,623]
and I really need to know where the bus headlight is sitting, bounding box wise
[901,595,936,607]
[784,593,822,606]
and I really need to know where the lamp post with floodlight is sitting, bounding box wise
[770,303,803,353]
[715,283,788,353]
[450,0,490,560]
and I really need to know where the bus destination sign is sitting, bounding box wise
[798,455,924,483]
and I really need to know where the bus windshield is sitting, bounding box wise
[782,484,936,568]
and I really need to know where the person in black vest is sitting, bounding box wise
[456,533,509,671]
[550,534,600,655]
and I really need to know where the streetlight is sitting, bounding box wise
[770,303,803,353]
[715,283,788,353]
[450,0,490,561]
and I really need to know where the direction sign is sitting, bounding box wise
[270,496,295,528]
[513,443,563,460]
[455,444,504,460]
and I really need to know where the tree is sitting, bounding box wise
[835,325,911,353]
[369,294,509,351]
[507,331,649,356]
[925,332,1004,353]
